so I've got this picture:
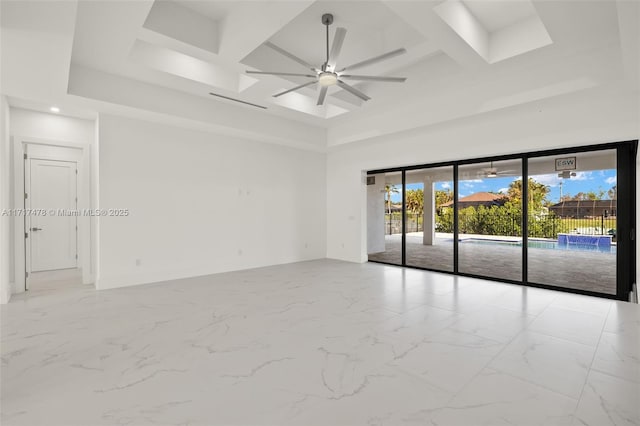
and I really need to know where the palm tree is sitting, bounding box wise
[405,189,424,215]
[384,184,399,215]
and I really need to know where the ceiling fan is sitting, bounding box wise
[482,161,516,178]
[246,13,407,106]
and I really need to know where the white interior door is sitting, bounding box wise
[28,159,78,272]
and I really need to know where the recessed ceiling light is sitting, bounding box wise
[50,106,60,113]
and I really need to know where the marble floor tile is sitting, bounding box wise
[389,328,505,394]
[528,305,607,346]
[450,304,536,343]
[487,285,559,316]
[489,331,595,398]
[604,301,640,335]
[426,369,578,426]
[591,330,640,383]
[1,259,638,426]
[550,293,613,317]
[574,370,640,426]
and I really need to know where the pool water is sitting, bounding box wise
[460,238,617,254]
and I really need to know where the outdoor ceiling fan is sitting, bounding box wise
[246,13,407,106]
[482,161,516,178]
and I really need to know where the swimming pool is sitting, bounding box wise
[459,238,617,254]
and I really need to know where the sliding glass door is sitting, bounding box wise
[457,159,523,281]
[366,141,636,300]
[527,149,618,295]
[405,167,454,272]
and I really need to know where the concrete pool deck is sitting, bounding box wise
[368,233,617,295]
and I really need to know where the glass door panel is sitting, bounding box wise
[367,171,403,265]
[528,149,617,294]
[405,166,454,272]
[458,159,523,281]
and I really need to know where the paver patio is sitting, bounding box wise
[368,233,616,295]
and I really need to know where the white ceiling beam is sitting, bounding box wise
[381,0,489,71]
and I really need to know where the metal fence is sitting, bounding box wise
[385,212,616,240]
[385,213,423,235]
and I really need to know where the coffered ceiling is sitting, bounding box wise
[1,0,638,150]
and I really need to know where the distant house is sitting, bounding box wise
[548,200,616,218]
[440,192,507,210]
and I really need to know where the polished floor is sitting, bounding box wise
[1,260,638,425]
[369,234,616,294]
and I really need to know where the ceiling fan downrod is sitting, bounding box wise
[322,13,334,71]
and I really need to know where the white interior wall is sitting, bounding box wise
[10,109,95,143]
[0,96,11,303]
[326,87,640,272]
[97,114,326,290]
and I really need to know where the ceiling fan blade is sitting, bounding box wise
[340,75,406,82]
[339,48,407,72]
[264,41,316,71]
[317,86,328,105]
[327,27,347,70]
[337,80,371,101]
[247,71,317,78]
[273,80,317,98]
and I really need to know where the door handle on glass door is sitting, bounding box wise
[31,227,42,231]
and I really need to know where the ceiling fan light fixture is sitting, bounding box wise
[248,13,407,106]
[487,171,498,178]
[318,72,338,86]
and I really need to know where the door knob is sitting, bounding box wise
[31,227,42,231]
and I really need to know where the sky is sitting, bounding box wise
[392,169,617,204]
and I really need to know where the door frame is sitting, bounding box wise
[12,137,93,293]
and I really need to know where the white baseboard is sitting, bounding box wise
[96,256,325,291]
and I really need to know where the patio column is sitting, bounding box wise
[423,181,435,245]
[367,174,386,253]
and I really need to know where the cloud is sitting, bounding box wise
[462,182,476,189]
[573,171,593,181]
[605,176,617,185]
[440,182,451,189]
[529,171,592,188]
[498,187,509,194]
[530,174,562,187]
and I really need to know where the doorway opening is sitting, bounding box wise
[13,141,92,294]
